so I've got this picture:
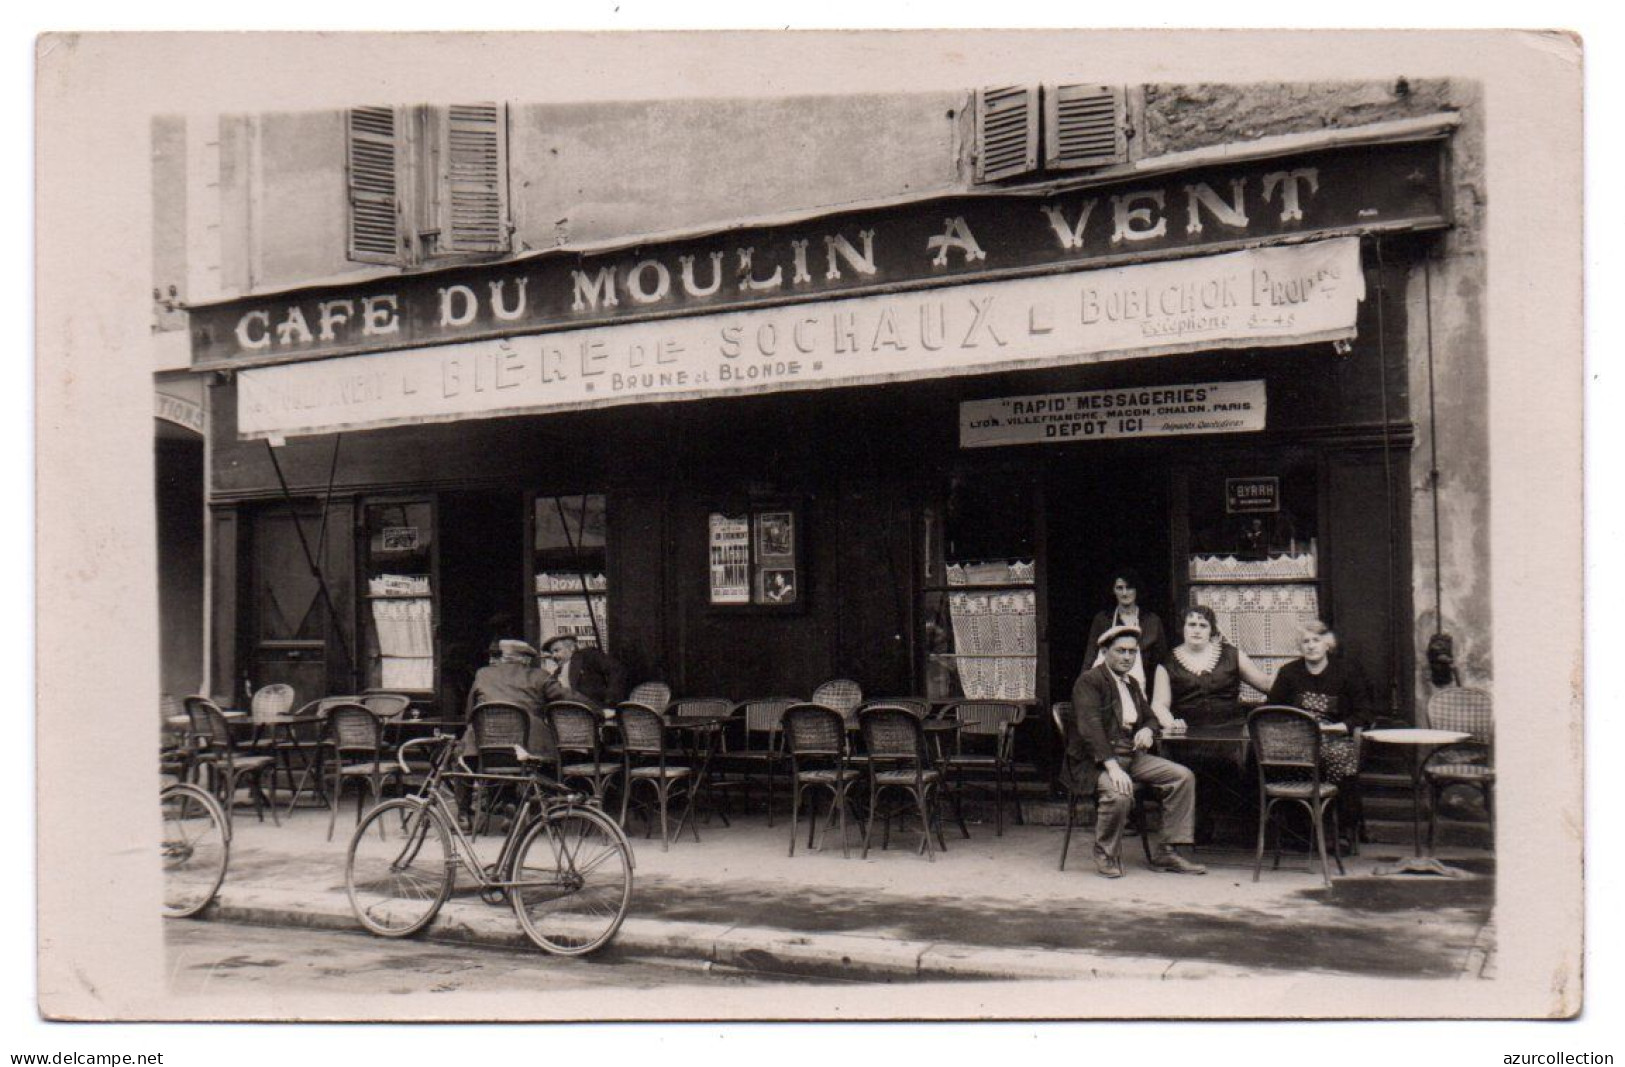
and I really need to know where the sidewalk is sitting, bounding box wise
[187,799,1496,983]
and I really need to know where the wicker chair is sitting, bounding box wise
[783,703,864,858]
[1247,705,1345,886]
[942,699,1026,836]
[1052,702,1158,870]
[185,695,280,828]
[1424,687,1495,849]
[713,698,796,825]
[468,702,553,836]
[546,700,622,806]
[626,681,673,716]
[322,703,401,841]
[811,679,864,723]
[616,703,697,850]
[858,705,948,861]
[360,693,413,721]
[244,683,297,802]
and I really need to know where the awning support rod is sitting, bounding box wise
[263,437,356,673]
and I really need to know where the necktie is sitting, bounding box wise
[1123,675,1148,727]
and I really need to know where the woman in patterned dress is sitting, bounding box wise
[1264,620,1374,784]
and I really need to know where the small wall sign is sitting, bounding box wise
[1226,477,1280,514]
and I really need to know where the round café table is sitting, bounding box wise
[1363,727,1472,877]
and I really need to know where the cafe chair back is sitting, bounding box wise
[547,700,621,805]
[1423,687,1495,850]
[1051,702,1156,870]
[782,703,863,858]
[360,692,413,721]
[811,679,864,722]
[857,705,947,861]
[615,702,696,850]
[1246,705,1345,886]
[626,681,673,716]
[322,702,402,841]
[714,697,796,826]
[248,684,296,740]
[942,699,1026,836]
[184,695,280,829]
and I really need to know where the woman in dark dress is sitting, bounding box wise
[1083,569,1167,703]
[1265,620,1373,783]
[1151,605,1272,730]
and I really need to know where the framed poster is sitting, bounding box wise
[708,506,801,609]
[707,513,751,604]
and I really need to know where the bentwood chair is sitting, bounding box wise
[859,705,951,861]
[811,679,864,724]
[546,700,622,807]
[322,703,402,841]
[245,683,296,802]
[185,695,281,827]
[469,702,553,836]
[1052,702,1157,870]
[713,698,796,825]
[616,703,697,850]
[1247,705,1345,886]
[783,703,864,858]
[1424,687,1495,849]
[626,681,673,716]
[942,699,1027,836]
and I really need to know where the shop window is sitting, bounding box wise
[973,83,1128,183]
[1186,466,1320,701]
[919,479,1037,700]
[361,500,435,693]
[534,494,609,650]
[706,506,802,609]
[346,103,512,266]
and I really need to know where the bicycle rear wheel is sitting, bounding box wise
[510,805,633,956]
[161,783,229,918]
[346,798,454,937]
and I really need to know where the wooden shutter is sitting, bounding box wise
[1045,84,1127,171]
[346,106,403,263]
[440,103,511,254]
[974,85,1040,183]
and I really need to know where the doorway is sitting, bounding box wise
[437,490,525,711]
[1045,453,1172,703]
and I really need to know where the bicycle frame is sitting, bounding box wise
[393,733,631,893]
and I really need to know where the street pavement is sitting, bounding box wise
[177,796,1496,986]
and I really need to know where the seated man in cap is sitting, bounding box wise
[458,639,586,824]
[1063,625,1207,879]
[540,633,625,709]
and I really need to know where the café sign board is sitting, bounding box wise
[236,239,1354,440]
[960,380,1267,449]
[195,138,1444,370]
[1226,477,1281,513]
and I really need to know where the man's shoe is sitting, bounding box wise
[1148,850,1208,875]
[1093,852,1124,879]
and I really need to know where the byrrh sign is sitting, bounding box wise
[191,139,1446,369]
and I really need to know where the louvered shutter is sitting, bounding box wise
[346,106,403,263]
[441,103,511,254]
[974,85,1040,183]
[1045,84,1127,171]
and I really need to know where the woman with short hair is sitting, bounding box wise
[1152,604,1273,731]
[1083,568,1168,699]
[1264,620,1374,784]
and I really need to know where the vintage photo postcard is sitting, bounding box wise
[34,29,1582,1022]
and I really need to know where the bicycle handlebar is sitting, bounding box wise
[396,731,457,776]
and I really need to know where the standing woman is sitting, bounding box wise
[1151,604,1274,730]
[1265,620,1373,784]
[1083,569,1168,699]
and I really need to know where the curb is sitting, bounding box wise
[196,885,1260,983]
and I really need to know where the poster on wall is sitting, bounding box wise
[757,511,795,561]
[708,513,751,603]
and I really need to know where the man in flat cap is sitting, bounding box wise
[1063,625,1206,879]
[540,633,624,709]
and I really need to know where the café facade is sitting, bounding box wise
[165,85,1488,771]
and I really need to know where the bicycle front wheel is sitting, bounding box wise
[161,783,229,918]
[510,806,633,956]
[346,798,454,938]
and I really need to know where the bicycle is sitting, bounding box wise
[344,731,635,956]
[161,746,231,918]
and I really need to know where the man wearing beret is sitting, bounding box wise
[1064,625,1206,878]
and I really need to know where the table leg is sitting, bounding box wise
[1372,744,1472,878]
